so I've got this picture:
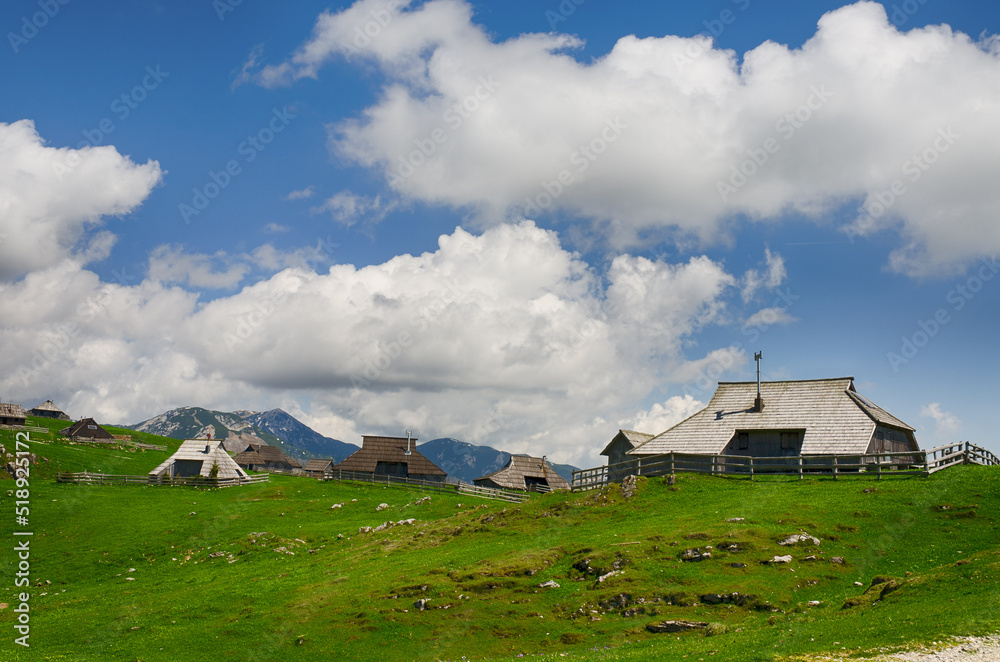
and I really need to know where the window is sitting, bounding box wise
[88,425,97,429]
[736,432,749,450]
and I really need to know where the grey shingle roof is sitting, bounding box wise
[149,440,249,480]
[233,444,302,469]
[600,429,654,456]
[474,455,570,491]
[303,458,334,473]
[630,377,917,457]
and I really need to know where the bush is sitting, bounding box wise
[705,622,728,637]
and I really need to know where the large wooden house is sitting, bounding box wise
[333,435,446,482]
[29,400,70,421]
[628,377,918,465]
[232,444,302,472]
[474,455,570,492]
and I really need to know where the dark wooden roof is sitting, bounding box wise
[59,417,115,440]
[232,443,302,468]
[334,436,446,476]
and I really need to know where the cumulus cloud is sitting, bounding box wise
[250,0,1000,273]
[0,120,162,281]
[1,221,748,465]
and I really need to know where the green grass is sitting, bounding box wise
[1,420,998,661]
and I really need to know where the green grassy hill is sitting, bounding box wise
[1,419,998,661]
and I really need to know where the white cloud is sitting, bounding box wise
[920,402,961,438]
[312,190,398,227]
[286,186,315,200]
[263,222,290,233]
[744,307,797,329]
[741,247,786,302]
[253,0,1000,273]
[0,221,746,466]
[0,120,162,281]
[148,245,250,290]
[622,394,704,436]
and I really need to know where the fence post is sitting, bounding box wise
[832,456,838,480]
[749,456,754,481]
[798,455,803,480]
[876,453,882,480]
[669,452,675,475]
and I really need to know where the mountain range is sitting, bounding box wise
[128,407,578,482]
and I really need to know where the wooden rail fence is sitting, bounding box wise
[320,469,530,503]
[572,441,998,491]
[56,472,269,488]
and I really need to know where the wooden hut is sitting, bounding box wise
[629,377,918,469]
[474,455,571,492]
[333,435,446,482]
[59,417,115,442]
[302,458,334,478]
[232,444,302,472]
[600,430,653,481]
[29,400,70,421]
[149,439,249,480]
[0,403,27,426]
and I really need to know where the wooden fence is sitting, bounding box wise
[572,441,998,491]
[320,469,530,503]
[56,471,269,488]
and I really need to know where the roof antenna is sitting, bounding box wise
[404,430,412,455]
[753,351,764,412]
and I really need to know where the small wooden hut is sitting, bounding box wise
[600,429,654,481]
[474,455,570,492]
[59,417,115,442]
[0,403,27,426]
[333,435,446,482]
[149,439,249,480]
[29,400,70,421]
[232,444,302,472]
[302,458,334,478]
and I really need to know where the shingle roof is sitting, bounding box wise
[59,417,115,440]
[232,444,302,469]
[600,429,654,456]
[0,403,27,420]
[30,400,65,414]
[630,378,917,456]
[474,455,571,491]
[334,436,446,476]
[149,440,249,480]
[303,458,334,473]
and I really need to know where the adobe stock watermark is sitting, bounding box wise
[7,0,70,54]
[179,106,296,224]
[521,116,628,217]
[673,0,752,72]
[386,76,502,187]
[342,0,406,54]
[545,0,586,30]
[717,84,833,201]
[887,256,998,372]
[845,126,959,243]
[54,65,170,181]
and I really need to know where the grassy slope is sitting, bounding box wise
[1,419,998,661]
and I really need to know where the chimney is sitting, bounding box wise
[404,430,412,455]
[753,351,764,412]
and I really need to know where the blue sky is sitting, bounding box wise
[1,0,998,465]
